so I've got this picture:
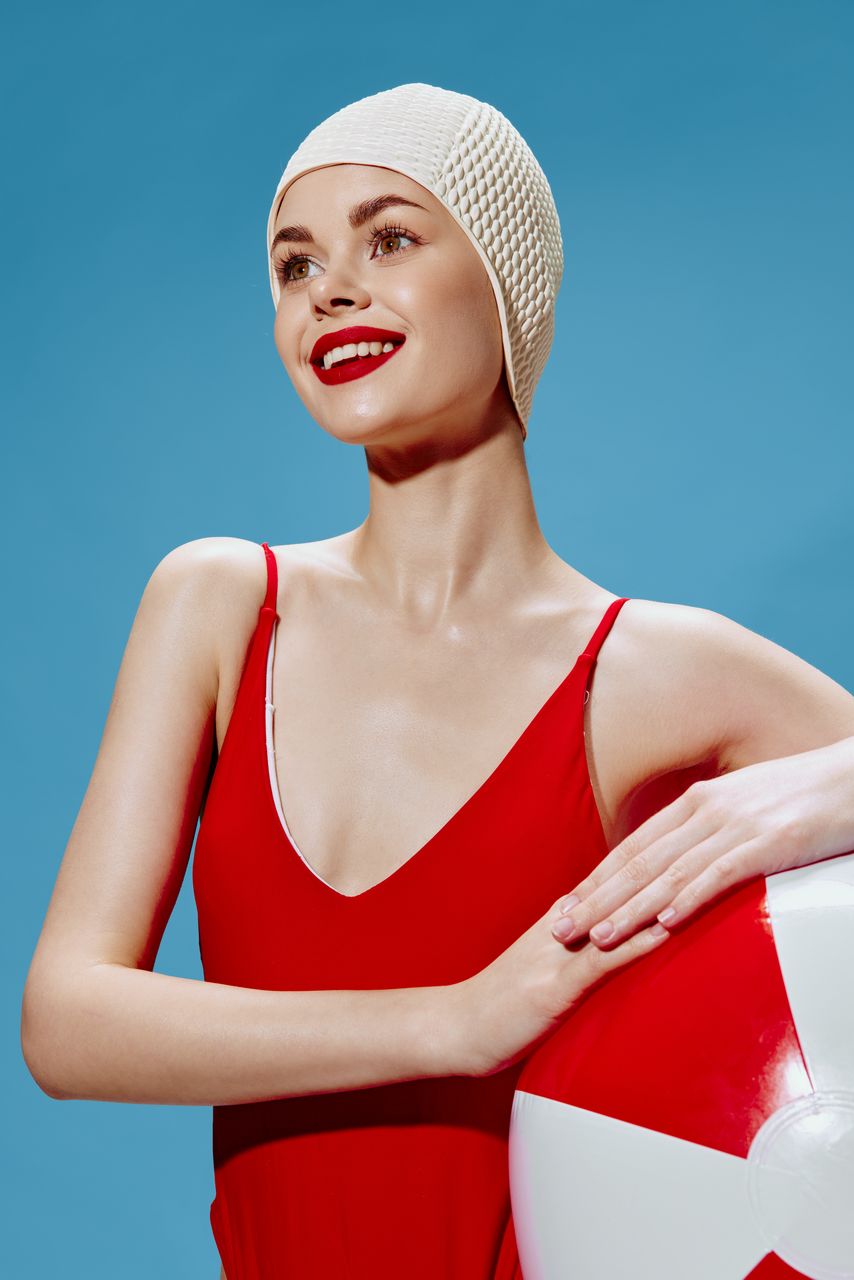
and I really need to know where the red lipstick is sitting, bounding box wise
[309,326,406,386]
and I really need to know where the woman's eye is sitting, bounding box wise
[372,231,414,258]
[275,256,321,288]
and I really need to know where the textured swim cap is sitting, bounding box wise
[265,82,564,439]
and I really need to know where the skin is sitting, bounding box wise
[20,164,854,1280]
[255,162,854,895]
[256,162,633,894]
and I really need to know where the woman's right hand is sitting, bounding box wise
[452,896,671,1077]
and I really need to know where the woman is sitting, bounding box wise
[21,84,854,1279]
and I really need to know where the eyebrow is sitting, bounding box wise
[269,193,428,260]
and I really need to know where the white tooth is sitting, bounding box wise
[369,341,383,356]
[330,346,345,365]
[381,342,394,353]
[323,352,332,370]
[357,342,370,357]
[342,344,358,359]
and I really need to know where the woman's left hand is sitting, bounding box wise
[551,739,854,948]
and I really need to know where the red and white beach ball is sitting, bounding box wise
[510,850,854,1279]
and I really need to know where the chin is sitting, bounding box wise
[313,409,401,443]
[313,397,420,438]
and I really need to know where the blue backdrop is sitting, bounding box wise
[5,1,852,1273]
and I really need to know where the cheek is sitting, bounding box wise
[405,268,502,378]
[272,306,286,356]
[273,305,301,373]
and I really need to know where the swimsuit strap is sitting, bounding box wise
[581,596,630,663]
[260,542,279,614]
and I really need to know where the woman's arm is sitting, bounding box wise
[550,600,854,946]
[20,539,464,1104]
[24,956,459,1104]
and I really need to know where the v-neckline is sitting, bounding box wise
[261,611,604,903]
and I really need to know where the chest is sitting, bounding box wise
[259,600,637,898]
[212,590,722,902]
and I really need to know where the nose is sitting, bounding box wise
[310,260,371,318]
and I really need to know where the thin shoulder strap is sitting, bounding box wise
[581,596,630,663]
[260,542,279,614]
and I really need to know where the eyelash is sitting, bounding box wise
[273,221,422,289]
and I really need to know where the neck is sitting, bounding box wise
[348,415,564,627]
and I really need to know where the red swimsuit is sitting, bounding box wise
[192,541,629,1279]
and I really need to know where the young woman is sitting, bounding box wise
[21,84,854,1279]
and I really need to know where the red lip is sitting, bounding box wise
[310,326,406,365]
[310,326,406,386]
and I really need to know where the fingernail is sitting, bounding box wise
[658,907,676,925]
[552,917,576,941]
[559,894,580,915]
[590,921,614,942]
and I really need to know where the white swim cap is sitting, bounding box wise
[265,82,564,439]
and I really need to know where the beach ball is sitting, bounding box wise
[510,850,854,1279]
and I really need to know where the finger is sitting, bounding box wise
[553,816,717,945]
[583,834,769,950]
[652,835,767,928]
[557,788,701,914]
[570,830,729,947]
[585,920,672,976]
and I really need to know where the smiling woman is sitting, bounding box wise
[268,162,517,441]
[20,81,854,1280]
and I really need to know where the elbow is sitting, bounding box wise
[20,977,79,1101]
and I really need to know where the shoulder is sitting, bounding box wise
[579,598,749,845]
[150,535,348,699]
[594,594,854,789]
[137,538,274,703]
[596,595,744,700]
[142,535,268,638]
[614,596,749,679]
[145,534,348,608]
[147,535,267,601]
[618,596,854,746]
[587,599,751,807]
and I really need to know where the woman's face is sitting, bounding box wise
[270,164,515,445]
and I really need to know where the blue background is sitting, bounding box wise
[4,1,852,1273]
